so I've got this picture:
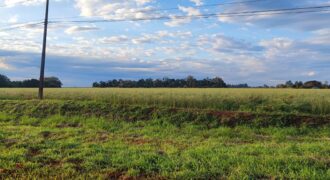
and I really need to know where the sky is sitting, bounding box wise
[0,0,330,87]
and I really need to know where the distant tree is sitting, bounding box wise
[0,74,11,87]
[0,74,63,88]
[137,79,146,87]
[285,80,294,88]
[145,78,153,88]
[93,82,100,87]
[153,79,162,87]
[323,81,329,89]
[186,75,197,88]
[11,81,23,87]
[99,81,107,87]
[303,81,322,89]
[22,79,39,87]
[293,81,303,88]
[93,76,231,88]
[211,77,226,88]
[44,77,62,88]
[276,84,286,88]
[228,84,249,88]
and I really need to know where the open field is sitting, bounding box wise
[1,88,330,115]
[0,88,330,179]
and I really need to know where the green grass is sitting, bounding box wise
[0,88,330,179]
[0,113,329,179]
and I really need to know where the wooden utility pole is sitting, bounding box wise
[38,0,50,100]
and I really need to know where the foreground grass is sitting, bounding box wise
[0,88,329,178]
[0,112,330,179]
[0,88,330,115]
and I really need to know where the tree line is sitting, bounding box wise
[93,76,229,88]
[0,74,62,88]
[2,73,329,89]
[276,80,329,89]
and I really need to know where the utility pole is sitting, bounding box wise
[38,0,50,100]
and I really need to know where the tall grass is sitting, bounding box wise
[1,88,330,115]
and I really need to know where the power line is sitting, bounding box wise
[141,0,268,12]
[1,5,329,32]
[0,0,266,30]
[49,0,269,21]
[0,0,268,30]
[48,5,330,24]
[0,0,265,9]
[0,22,43,32]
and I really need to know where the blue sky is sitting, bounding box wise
[0,0,330,87]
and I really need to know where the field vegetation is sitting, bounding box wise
[0,88,329,179]
[1,88,330,115]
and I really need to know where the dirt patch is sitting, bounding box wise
[85,132,114,143]
[124,134,154,145]
[15,163,24,169]
[107,171,125,179]
[43,159,61,167]
[2,100,330,128]
[67,158,84,165]
[107,170,166,180]
[97,132,109,142]
[125,137,151,145]
[40,131,53,138]
[1,138,18,148]
[307,156,330,168]
[223,140,255,146]
[289,115,330,126]
[26,147,42,158]
[0,169,6,174]
[207,110,330,127]
[208,111,254,127]
[56,122,81,128]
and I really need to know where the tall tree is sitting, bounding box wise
[303,81,322,89]
[285,81,294,88]
[186,75,197,88]
[44,77,62,88]
[211,77,227,88]
[0,74,11,87]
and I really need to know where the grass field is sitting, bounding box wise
[1,88,330,115]
[0,88,330,179]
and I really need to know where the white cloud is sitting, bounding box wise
[260,38,294,49]
[164,6,201,27]
[3,0,44,7]
[132,31,192,44]
[135,0,153,5]
[2,0,62,7]
[0,58,13,70]
[217,0,330,31]
[164,16,191,27]
[306,71,316,77]
[198,34,263,53]
[8,15,19,23]
[190,0,203,6]
[97,31,192,45]
[178,6,201,16]
[259,38,295,58]
[99,35,129,44]
[306,28,330,45]
[75,0,156,20]
[65,26,100,34]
